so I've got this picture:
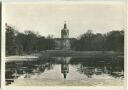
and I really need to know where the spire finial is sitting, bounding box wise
[64,21,67,29]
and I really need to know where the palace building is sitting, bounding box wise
[54,22,71,50]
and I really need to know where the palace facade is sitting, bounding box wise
[54,22,72,50]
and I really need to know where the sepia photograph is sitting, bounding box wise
[4,2,125,87]
[0,2,1,88]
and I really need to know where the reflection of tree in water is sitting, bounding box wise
[107,58,124,78]
[78,66,95,78]
[70,57,124,78]
[6,57,72,85]
[5,58,54,85]
[6,57,124,85]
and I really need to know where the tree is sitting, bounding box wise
[6,24,17,55]
[72,30,95,51]
[105,30,124,51]
[23,30,39,54]
[71,30,124,52]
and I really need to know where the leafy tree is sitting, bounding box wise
[105,30,124,51]
[6,24,56,55]
[71,30,124,52]
[6,24,17,55]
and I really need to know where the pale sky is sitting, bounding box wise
[3,0,125,2]
[4,2,125,38]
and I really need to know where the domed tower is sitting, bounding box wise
[61,22,70,50]
[61,22,69,38]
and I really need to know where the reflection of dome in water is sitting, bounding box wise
[61,68,69,79]
[60,57,71,79]
[61,64,69,79]
[63,73,67,79]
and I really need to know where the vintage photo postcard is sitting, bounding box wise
[0,2,1,88]
[3,1,126,89]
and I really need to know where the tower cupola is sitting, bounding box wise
[61,21,69,38]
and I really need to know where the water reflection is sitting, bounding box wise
[70,58,124,79]
[6,57,124,85]
[61,57,70,79]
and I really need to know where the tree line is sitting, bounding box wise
[71,30,124,52]
[6,24,124,56]
[6,24,55,55]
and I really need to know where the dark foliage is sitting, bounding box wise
[6,24,55,55]
[6,24,124,55]
[71,30,124,52]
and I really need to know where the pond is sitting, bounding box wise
[6,56,124,86]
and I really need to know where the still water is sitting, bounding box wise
[6,57,124,86]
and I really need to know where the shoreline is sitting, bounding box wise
[6,51,124,62]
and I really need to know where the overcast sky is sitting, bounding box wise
[4,2,125,38]
[4,0,125,2]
